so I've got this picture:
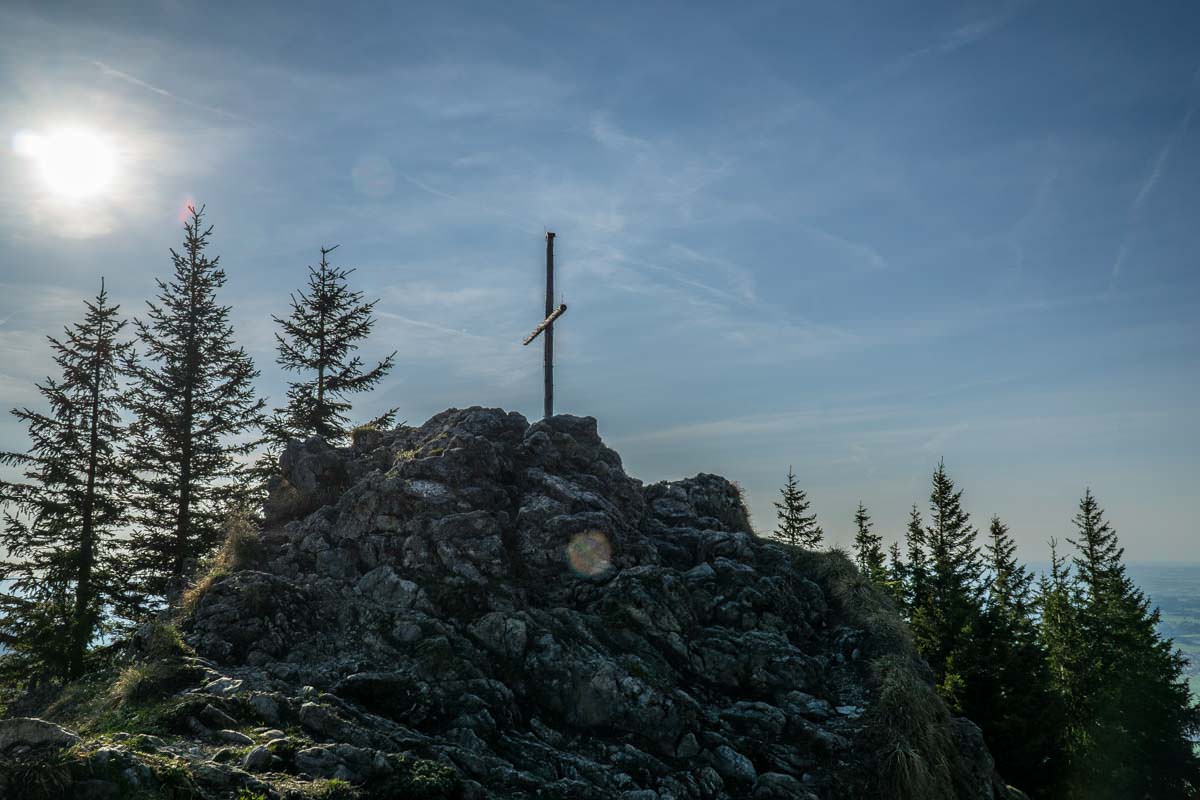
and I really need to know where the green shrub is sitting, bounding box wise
[365,754,460,799]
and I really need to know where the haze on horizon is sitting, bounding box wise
[0,0,1197,563]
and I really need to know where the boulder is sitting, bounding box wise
[0,717,80,752]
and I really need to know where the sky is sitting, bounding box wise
[0,0,1197,562]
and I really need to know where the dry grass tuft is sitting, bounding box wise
[180,514,263,615]
[793,548,911,656]
[870,654,959,800]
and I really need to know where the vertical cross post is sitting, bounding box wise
[544,232,555,419]
[522,233,567,417]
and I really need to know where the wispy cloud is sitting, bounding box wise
[1112,65,1200,281]
[590,112,652,152]
[798,223,889,271]
[934,10,1020,55]
[847,2,1030,90]
[1132,83,1197,212]
[666,243,759,302]
[92,60,241,119]
[398,172,543,234]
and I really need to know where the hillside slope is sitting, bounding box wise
[0,408,1025,799]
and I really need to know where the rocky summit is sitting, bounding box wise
[0,408,1026,799]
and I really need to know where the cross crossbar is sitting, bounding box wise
[522,303,567,346]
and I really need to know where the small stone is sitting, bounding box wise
[247,694,281,725]
[243,744,273,772]
[199,704,239,729]
[675,733,701,759]
[189,761,233,788]
[709,744,756,785]
[216,729,254,746]
[202,677,244,696]
[299,702,345,738]
[295,745,341,777]
[265,737,293,755]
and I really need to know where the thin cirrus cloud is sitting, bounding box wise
[0,1,1197,560]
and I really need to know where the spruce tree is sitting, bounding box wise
[1039,538,1084,721]
[0,281,132,679]
[851,501,886,584]
[1061,489,1200,798]
[124,205,265,601]
[910,460,984,709]
[984,515,1032,620]
[900,504,928,617]
[885,541,906,608]
[772,466,822,549]
[964,516,1068,798]
[266,245,396,449]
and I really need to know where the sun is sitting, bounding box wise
[13,127,118,200]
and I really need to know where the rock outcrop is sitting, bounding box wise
[2,407,1026,799]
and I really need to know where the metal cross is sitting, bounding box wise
[522,232,567,419]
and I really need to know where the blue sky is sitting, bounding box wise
[1,1,1197,561]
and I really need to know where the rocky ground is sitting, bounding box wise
[0,408,1027,799]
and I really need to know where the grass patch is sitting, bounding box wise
[364,754,460,799]
[869,654,959,800]
[783,548,982,799]
[311,778,359,799]
[180,514,265,615]
[111,662,198,707]
[791,547,911,657]
[107,621,202,708]
[0,740,207,800]
[134,621,193,661]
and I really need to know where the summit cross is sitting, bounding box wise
[522,232,567,419]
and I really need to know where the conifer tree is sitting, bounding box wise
[266,245,396,450]
[899,504,928,615]
[963,516,1068,798]
[772,466,822,549]
[909,461,984,709]
[1039,538,1084,720]
[984,515,1032,620]
[851,501,886,584]
[1060,489,1200,798]
[885,541,906,608]
[124,205,265,601]
[0,281,132,679]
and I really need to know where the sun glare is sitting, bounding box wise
[13,127,118,200]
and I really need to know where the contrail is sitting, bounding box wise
[398,172,542,235]
[92,60,241,120]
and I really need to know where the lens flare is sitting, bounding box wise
[177,196,197,222]
[566,531,612,578]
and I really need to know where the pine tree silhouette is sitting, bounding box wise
[124,205,264,601]
[772,466,822,549]
[0,280,132,678]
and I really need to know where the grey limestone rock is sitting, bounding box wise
[164,406,1020,799]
